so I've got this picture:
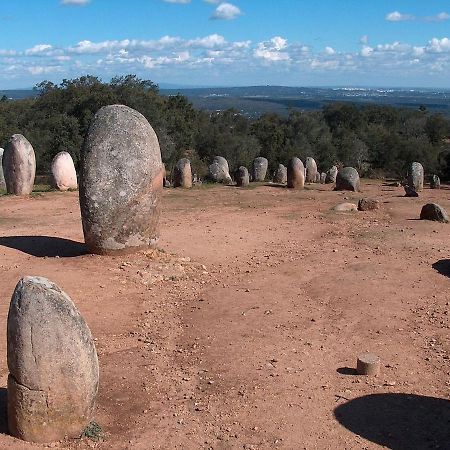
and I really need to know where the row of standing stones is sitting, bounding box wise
[0,104,448,443]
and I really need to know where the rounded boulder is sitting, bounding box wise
[273,164,287,184]
[51,151,78,191]
[236,166,249,187]
[7,276,99,443]
[208,156,232,184]
[287,157,305,189]
[420,203,449,223]
[173,158,192,188]
[305,157,318,183]
[79,105,163,255]
[251,157,268,182]
[3,134,36,195]
[335,167,360,192]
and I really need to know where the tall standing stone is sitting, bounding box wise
[51,151,78,191]
[3,134,36,195]
[79,105,163,255]
[325,166,338,184]
[208,156,232,184]
[273,164,287,184]
[287,157,305,189]
[408,162,424,192]
[7,276,99,443]
[236,166,249,187]
[335,167,360,192]
[305,157,318,183]
[251,157,268,182]
[0,148,5,190]
[173,158,192,188]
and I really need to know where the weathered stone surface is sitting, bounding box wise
[0,148,5,190]
[251,157,268,182]
[404,185,419,197]
[335,167,360,192]
[314,172,321,183]
[358,198,380,211]
[420,203,449,223]
[208,156,232,184]
[332,203,358,212]
[320,172,326,184]
[305,157,318,183]
[287,157,305,189]
[7,276,99,443]
[325,166,338,184]
[273,164,287,184]
[408,162,424,192]
[173,158,192,188]
[3,134,36,195]
[236,166,249,187]
[51,151,78,191]
[430,174,441,189]
[79,105,163,255]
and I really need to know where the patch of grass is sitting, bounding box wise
[33,184,54,193]
[81,421,104,442]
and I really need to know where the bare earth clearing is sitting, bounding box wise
[0,181,449,449]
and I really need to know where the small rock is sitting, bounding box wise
[420,203,449,223]
[332,203,358,212]
[358,198,380,211]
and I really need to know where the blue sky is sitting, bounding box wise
[1,0,450,88]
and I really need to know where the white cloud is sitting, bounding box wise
[25,44,53,56]
[385,11,415,22]
[426,37,450,53]
[254,37,290,62]
[360,35,369,45]
[211,3,242,20]
[61,0,90,5]
[324,46,336,55]
[425,12,450,22]
[360,46,373,57]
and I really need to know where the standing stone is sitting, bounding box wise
[320,172,326,184]
[251,157,268,182]
[51,151,78,191]
[404,185,419,197]
[236,166,249,187]
[335,167,360,192]
[3,134,36,195]
[430,175,441,189]
[408,162,424,192]
[305,157,318,183]
[420,203,449,223]
[287,157,305,189]
[7,276,99,443]
[0,148,5,190]
[173,158,192,188]
[162,164,171,188]
[325,166,338,184]
[273,164,287,184]
[208,156,232,184]
[314,172,321,183]
[79,105,163,255]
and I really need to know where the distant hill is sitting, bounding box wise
[0,89,37,100]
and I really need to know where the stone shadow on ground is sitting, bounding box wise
[334,393,450,450]
[0,236,86,258]
[0,388,7,434]
[432,259,450,278]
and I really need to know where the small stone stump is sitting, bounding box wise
[320,172,326,184]
[173,158,192,188]
[325,166,338,184]
[7,276,99,443]
[357,353,381,376]
[3,134,36,195]
[236,166,250,187]
[420,203,449,223]
[251,157,268,182]
[430,175,440,189]
[287,157,305,189]
[51,151,78,191]
[404,185,419,197]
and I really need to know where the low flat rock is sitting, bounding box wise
[358,198,380,211]
[51,151,78,191]
[79,105,163,255]
[3,134,36,195]
[420,203,449,223]
[7,276,99,443]
[332,203,358,212]
[335,167,360,192]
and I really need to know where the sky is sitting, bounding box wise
[1,0,450,89]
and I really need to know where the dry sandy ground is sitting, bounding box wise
[0,181,449,450]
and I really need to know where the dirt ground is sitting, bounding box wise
[0,181,449,450]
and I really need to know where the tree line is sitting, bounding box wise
[1,75,450,180]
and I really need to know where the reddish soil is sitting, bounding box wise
[0,181,449,449]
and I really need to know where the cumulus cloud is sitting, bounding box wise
[254,37,290,62]
[425,12,450,22]
[211,3,242,20]
[385,11,415,22]
[61,0,90,5]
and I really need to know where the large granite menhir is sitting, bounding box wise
[173,158,192,188]
[335,167,360,192]
[79,105,163,255]
[287,157,305,189]
[51,151,78,191]
[7,277,99,443]
[3,134,36,195]
[208,156,232,184]
[305,157,318,183]
[408,162,424,192]
[252,157,268,182]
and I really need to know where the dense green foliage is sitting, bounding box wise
[1,75,449,180]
